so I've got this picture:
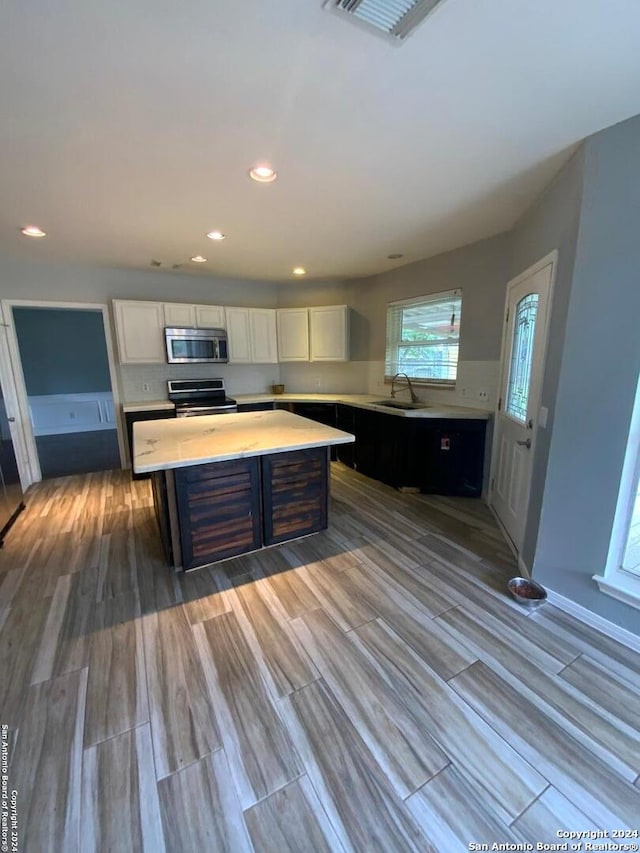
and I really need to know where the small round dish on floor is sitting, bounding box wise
[508,577,547,609]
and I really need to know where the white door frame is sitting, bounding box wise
[488,250,558,570]
[0,299,126,487]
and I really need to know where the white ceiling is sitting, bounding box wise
[1,0,640,283]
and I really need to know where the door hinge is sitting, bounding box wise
[491,477,495,491]
[498,397,502,411]
[505,309,509,323]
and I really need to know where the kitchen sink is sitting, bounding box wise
[371,400,430,410]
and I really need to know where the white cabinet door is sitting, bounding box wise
[195,305,226,329]
[113,300,166,364]
[163,303,196,327]
[277,309,309,361]
[249,309,278,363]
[309,305,349,361]
[226,307,252,363]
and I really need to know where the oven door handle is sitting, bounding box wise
[179,404,237,413]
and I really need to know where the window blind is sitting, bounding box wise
[384,289,462,383]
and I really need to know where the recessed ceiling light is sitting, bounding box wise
[292,267,306,276]
[21,225,46,238]
[387,253,404,259]
[249,165,277,183]
[191,255,207,263]
[206,231,226,241]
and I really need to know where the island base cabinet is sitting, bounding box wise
[174,458,262,570]
[166,447,330,570]
[262,447,328,546]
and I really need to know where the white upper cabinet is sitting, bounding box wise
[113,300,166,364]
[249,309,278,363]
[195,304,225,329]
[226,308,252,363]
[163,303,196,327]
[163,303,226,329]
[227,307,278,364]
[277,309,310,362]
[309,305,350,362]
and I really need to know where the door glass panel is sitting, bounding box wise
[506,293,539,423]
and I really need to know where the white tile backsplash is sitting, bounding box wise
[278,361,369,394]
[120,363,281,402]
[365,360,500,411]
[120,359,499,410]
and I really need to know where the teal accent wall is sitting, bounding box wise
[13,307,112,395]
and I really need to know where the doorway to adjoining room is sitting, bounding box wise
[12,306,121,479]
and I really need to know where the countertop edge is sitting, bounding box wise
[122,394,491,420]
[134,434,355,474]
[123,400,176,413]
[235,393,491,420]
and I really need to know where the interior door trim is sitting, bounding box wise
[0,298,127,486]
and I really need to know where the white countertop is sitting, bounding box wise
[123,400,176,413]
[133,410,355,474]
[122,393,490,419]
[235,393,490,420]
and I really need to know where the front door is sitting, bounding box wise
[491,256,554,553]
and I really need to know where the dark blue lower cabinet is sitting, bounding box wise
[416,419,486,497]
[351,408,486,497]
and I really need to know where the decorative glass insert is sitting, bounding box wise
[506,293,539,423]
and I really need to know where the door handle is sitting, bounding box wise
[517,438,532,449]
[7,417,15,423]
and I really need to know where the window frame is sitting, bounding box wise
[594,371,640,610]
[384,289,462,386]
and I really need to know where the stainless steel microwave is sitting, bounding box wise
[164,327,229,364]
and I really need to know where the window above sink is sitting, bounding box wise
[385,289,462,386]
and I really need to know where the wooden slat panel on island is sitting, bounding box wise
[262,447,328,546]
[174,459,262,570]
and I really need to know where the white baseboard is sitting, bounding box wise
[546,587,640,654]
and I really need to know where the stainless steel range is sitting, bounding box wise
[167,379,237,417]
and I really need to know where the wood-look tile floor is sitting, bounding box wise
[1,464,639,852]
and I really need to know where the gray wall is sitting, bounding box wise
[13,307,112,395]
[0,256,281,308]
[345,231,512,363]
[510,147,586,569]
[530,114,640,633]
[0,257,283,400]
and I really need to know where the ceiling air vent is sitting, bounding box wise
[324,0,447,42]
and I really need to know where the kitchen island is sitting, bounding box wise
[133,410,355,570]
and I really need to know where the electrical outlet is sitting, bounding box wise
[460,387,468,397]
[478,388,489,400]
[315,377,321,389]
[142,383,151,392]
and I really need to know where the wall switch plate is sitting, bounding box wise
[539,406,549,428]
[142,383,151,392]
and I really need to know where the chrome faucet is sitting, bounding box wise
[391,372,419,403]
